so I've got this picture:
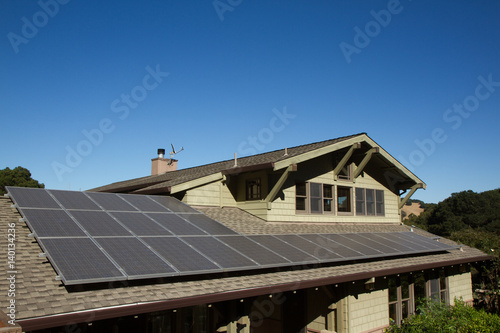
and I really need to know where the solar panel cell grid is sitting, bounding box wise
[109,212,173,236]
[21,208,86,237]
[216,235,290,266]
[119,194,171,212]
[247,235,318,264]
[85,192,137,211]
[48,190,101,210]
[70,210,132,237]
[7,187,60,209]
[147,213,207,235]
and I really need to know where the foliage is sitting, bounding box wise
[385,299,500,333]
[0,166,44,195]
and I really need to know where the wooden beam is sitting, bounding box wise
[399,183,425,209]
[333,143,361,180]
[264,164,296,206]
[353,147,379,180]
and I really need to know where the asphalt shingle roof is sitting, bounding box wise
[0,196,490,327]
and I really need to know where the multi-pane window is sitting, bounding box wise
[246,178,261,200]
[295,182,334,214]
[389,270,449,325]
[337,186,352,213]
[355,188,385,216]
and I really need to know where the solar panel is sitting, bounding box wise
[274,234,343,261]
[38,238,125,285]
[20,208,86,237]
[48,190,101,210]
[179,213,238,235]
[150,196,198,213]
[142,237,221,273]
[109,212,173,236]
[321,234,382,256]
[181,236,258,269]
[119,194,171,212]
[216,235,291,266]
[7,187,458,286]
[147,213,207,235]
[95,237,177,278]
[247,235,318,264]
[70,210,132,237]
[6,186,59,208]
[85,192,137,211]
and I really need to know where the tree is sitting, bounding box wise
[0,166,44,195]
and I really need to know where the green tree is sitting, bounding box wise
[0,166,44,195]
[386,299,500,332]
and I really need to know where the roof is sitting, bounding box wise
[0,196,491,331]
[90,133,424,194]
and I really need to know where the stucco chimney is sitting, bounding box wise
[151,148,177,175]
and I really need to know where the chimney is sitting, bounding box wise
[151,148,178,175]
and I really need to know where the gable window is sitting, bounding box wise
[246,178,261,200]
[355,188,385,216]
[337,186,352,213]
[295,182,334,214]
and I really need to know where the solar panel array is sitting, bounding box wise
[6,187,457,285]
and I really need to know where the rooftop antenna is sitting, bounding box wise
[169,143,184,165]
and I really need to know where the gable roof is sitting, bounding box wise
[91,133,423,195]
[0,196,491,331]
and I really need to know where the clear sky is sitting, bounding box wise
[1,0,499,203]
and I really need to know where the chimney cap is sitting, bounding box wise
[157,148,166,159]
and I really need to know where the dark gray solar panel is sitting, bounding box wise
[346,234,401,255]
[378,232,429,251]
[38,238,125,284]
[216,235,291,266]
[119,194,171,212]
[142,237,221,273]
[48,190,101,210]
[85,192,137,211]
[150,196,198,213]
[96,237,177,278]
[146,213,207,235]
[70,211,132,237]
[7,187,60,208]
[182,236,258,269]
[312,234,365,258]
[322,234,382,256]
[274,234,343,261]
[367,233,419,253]
[247,235,318,264]
[109,212,173,236]
[179,214,237,235]
[21,209,86,237]
[402,232,452,251]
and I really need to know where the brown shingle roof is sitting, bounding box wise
[0,196,491,331]
[90,133,367,193]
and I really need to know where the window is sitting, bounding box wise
[355,188,385,216]
[295,182,334,214]
[337,186,352,213]
[296,182,307,212]
[246,178,261,200]
[388,270,449,325]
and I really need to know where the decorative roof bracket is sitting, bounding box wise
[399,183,426,209]
[352,147,379,181]
[264,164,297,209]
[333,143,361,181]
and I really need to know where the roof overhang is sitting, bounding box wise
[16,252,492,331]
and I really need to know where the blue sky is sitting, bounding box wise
[1,0,499,203]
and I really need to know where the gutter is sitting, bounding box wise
[16,253,492,331]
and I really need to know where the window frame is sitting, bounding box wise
[245,178,261,201]
[336,186,353,215]
[295,182,334,215]
[355,188,385,217]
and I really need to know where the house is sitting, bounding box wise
[0,133,491,333]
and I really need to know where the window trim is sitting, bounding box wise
[295,182,334,215]
[336,185,353,215]
[355,188,385,217]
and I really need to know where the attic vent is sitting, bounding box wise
[157,148,165,159]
